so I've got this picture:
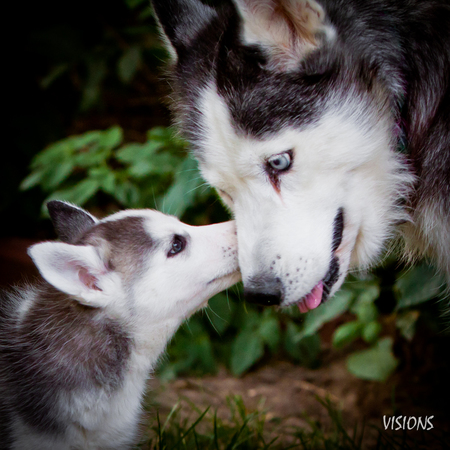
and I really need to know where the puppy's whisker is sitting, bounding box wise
[204,308,221,336]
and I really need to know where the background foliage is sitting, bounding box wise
[6,0,449,384]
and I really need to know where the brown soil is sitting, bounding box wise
[147,333,449,448]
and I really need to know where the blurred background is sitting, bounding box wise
[2,0,449,448]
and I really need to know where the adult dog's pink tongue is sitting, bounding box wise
[298,282,323,312]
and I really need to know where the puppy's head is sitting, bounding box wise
[29,201,240,323]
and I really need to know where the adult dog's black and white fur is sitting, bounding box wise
[0,201,239,449]
[152,0,449,311]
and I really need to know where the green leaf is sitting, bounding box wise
[162,156,207,217]
[97,126,123,149]
[116,141,163,164]
[32,141,74,167]
[88,167,116,193]
[257,310,281,352]
[396,310,420,341]
[41,160,75,190]
[350,284,380,316]
[230,329,264,376]
[298,288,354,339]
[126,161,155,178]
[207,293,235,334]
[127,153,181,178]
[20,170,45,191]
[355,284,380,305]
[332,321,363,348]
[347,338,398,382]
[191,334,216,374]
[361,321,382,344]
[147,127,178,143]
[74,147,111,168]
[395,263,446,310]
[67,130,103,149]
[233,308,260,331]
[118,47,141,83]
[284,323,321,367]
[42,179,101,212]
[149,153,183,175]
[114,181,141,207]
[354,301,378,323]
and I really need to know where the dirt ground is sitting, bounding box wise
[1,238,449,449]
[147,324,450,448]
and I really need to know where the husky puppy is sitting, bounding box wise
[151,0,450,311]
[0,201,240,450]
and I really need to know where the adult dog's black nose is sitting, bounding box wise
[244,289,282,306]
[244,275,283,305]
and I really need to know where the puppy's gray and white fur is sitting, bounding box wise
[0,201,240,450]
[151,0,449,311]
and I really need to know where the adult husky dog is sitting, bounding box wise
[0,201,239,449]
[152,0,450,311]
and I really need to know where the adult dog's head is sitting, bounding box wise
[152,0,412,310]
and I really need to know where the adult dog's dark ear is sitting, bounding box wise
[47,201,98,244]
[151,0,218,57]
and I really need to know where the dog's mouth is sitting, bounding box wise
[297,208,344,313]
[297,255,340,313]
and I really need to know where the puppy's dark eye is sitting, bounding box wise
[267,151,293,172]
[168,235,186,257]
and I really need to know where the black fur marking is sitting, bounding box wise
[152,0,217,52]
[331,208,344,253]
[322,256,340,302]
[48,201,96,244]
[323,207,343,300]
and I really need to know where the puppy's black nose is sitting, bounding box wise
[244,289,282,306]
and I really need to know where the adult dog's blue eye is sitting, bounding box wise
[267,151,292,172]
[168,235,186,257]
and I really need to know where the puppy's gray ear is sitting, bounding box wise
[47,201,98,244]
[151,0,217,57]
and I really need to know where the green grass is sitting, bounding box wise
[136,396,448,450]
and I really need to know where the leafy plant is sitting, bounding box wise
[20,125,212,217]
[325,263,447,381]
[346,338,398,382]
